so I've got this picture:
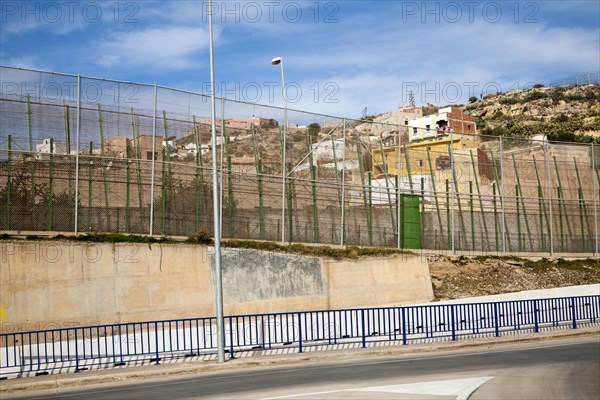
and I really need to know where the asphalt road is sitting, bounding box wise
[13,337,600,400]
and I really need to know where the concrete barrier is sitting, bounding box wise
[0,241,433,332]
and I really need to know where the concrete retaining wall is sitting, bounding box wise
[0,241,433,332]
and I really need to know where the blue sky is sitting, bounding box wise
[1,0,599,118]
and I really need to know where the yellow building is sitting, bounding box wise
[372,135,480,178]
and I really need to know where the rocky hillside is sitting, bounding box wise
[464,84,600,143]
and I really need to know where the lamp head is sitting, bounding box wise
[271,57,282,65]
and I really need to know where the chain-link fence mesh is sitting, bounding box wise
[1,66,598,254]
[549,71,600,87]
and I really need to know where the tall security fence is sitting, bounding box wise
[1,66,599,254]
[549,71,600,87]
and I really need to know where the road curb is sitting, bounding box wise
[2,326,599,396]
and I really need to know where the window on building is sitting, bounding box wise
[413,127,418,135]
[426,124,431,132]
[405,120,408,125]
[467,125,471,131]
[416,160,423,167]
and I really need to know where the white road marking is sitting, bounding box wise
[261,376,494,400]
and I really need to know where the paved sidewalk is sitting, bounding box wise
[1,325,598,396]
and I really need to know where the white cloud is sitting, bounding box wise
[95,26,216,70]
[96,54,120,69]
[1,18,87,36]
[273,18,599,114]
[0,55,47,70]
[0,2,99,38]
[539,1,600,12]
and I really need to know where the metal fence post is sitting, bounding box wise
[401,307,407,345]
[340,118,346,245]
[451,305,456,341]
[154,322,160,364]
[220,96,225,238]
[397,125,402,249]
[74,329,80,372]
[297,313,303,353]
[592,143,598,256]
[6,135,11,229]
[493,303,500,337]
[571,297,577,329]
[534,300,539,333]
[397,135,402,249]
[546,139,554,256]
[450,132,456,254]
[74,75,81,233]
[149,84,157,236]
[281,112,287,244]
[499,137,507,254]
[361,309,366,348]
[228,317,235,358]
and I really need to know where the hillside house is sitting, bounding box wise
[137,135,163,161]
[312,139,345,161]
[105,137,131,158]
[185,143,210,156]
[35,138,65,159]
[408,107,477,142]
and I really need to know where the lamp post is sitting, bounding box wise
[208,0,225,363]
[272,56,288,243]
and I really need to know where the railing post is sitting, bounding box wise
[534,300,539,333]
[74,329,80,373]
[361,309,366,348]
[298,313,303,353]
[261,316,266,350]
[154,321,160,364]
[401,307,407,345]
[451,305,456,341]
[571,297,577,329]
[228,317,235,359]
[493,303,500,337]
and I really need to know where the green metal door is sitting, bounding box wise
[400,194,421,249]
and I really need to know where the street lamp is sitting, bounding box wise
[207,0,225,363]
[271,56,288,243]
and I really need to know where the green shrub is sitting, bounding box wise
[186,229,213,245]
[525,91,547,101]
[499,97,519,105]
[552,113,569,123]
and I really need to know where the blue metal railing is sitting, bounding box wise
[1,295,598,379]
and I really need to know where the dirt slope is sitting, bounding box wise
[429,256,600,301]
